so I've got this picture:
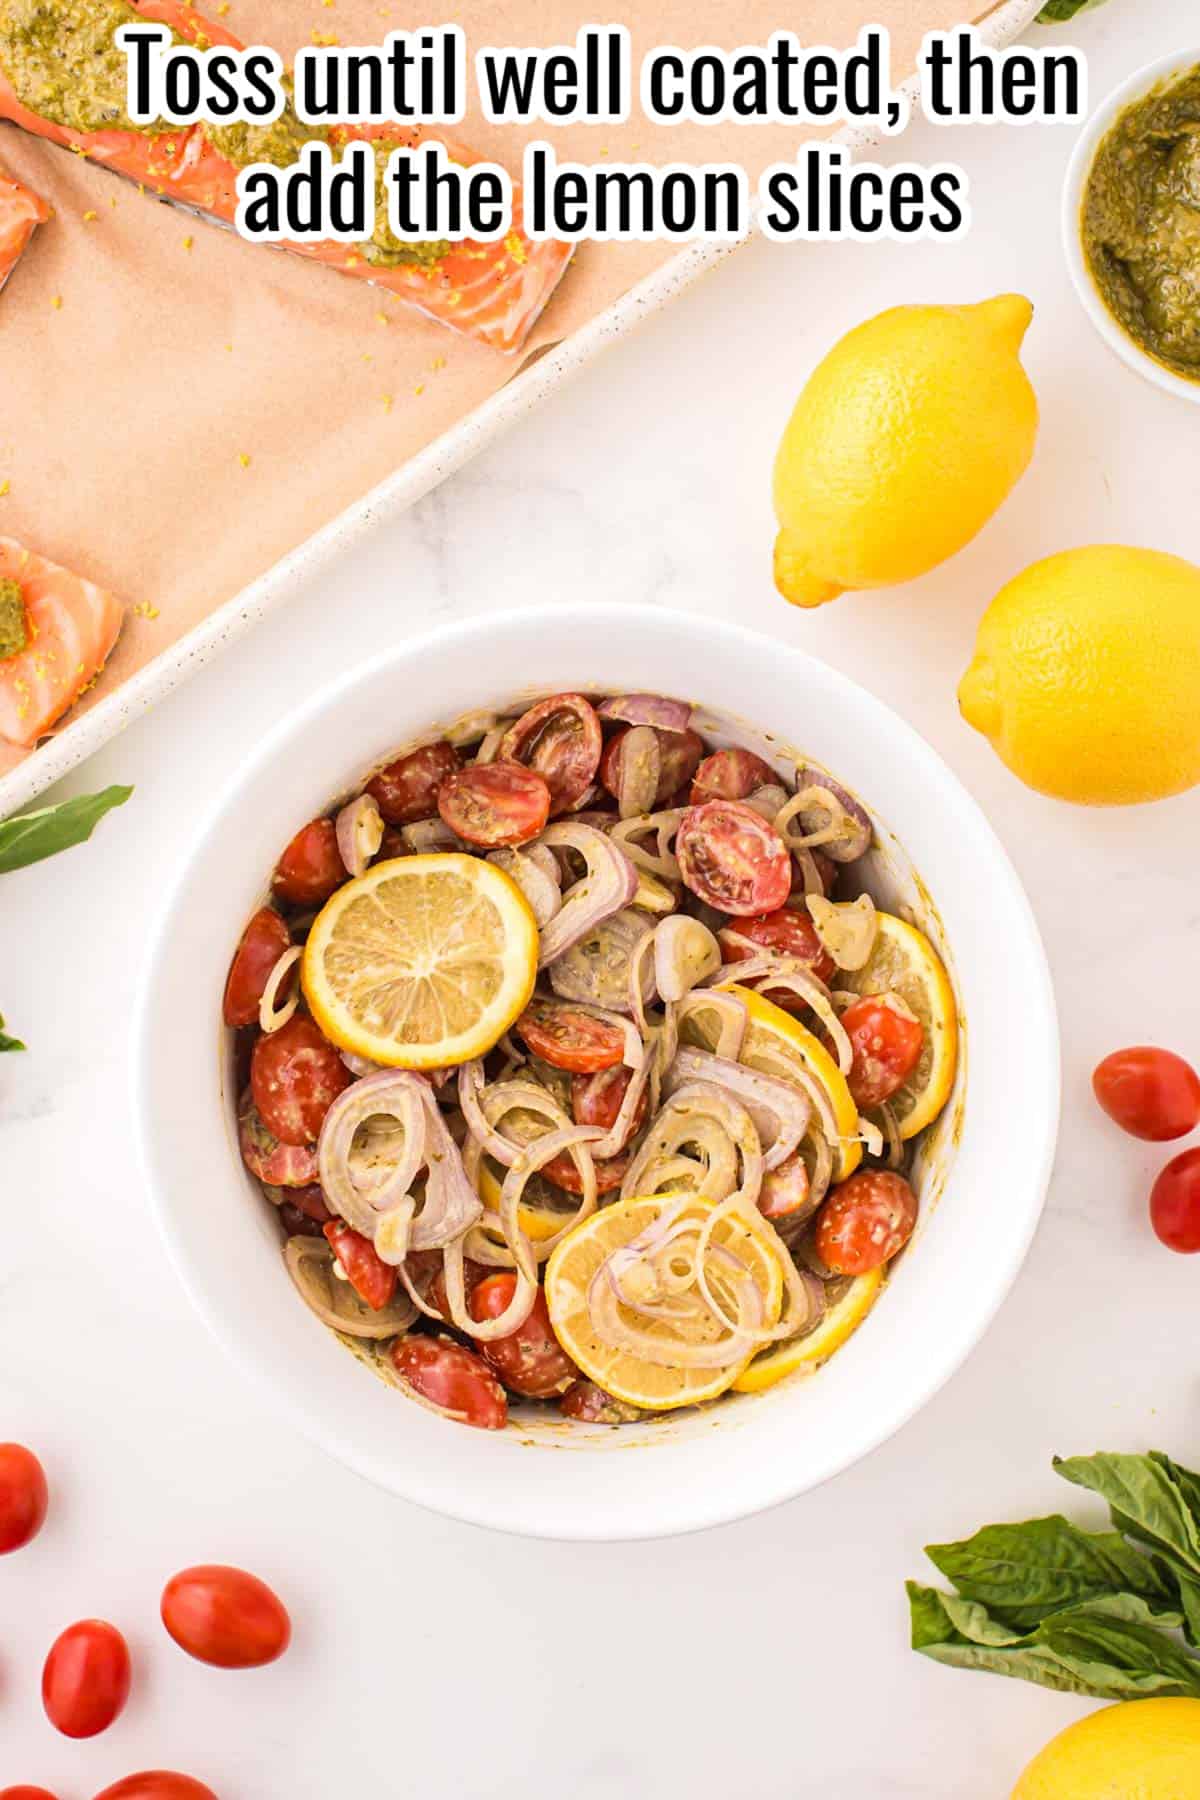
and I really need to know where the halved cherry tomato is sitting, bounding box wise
[514,998,626,1073]
[366,741,461,825]
[280,1182,330,1223]
[271,819,344,909]
[92,1775,218,1800]
[677,801,791,916]
[161,1565,291,1669]
[815,1170,918,1275]
[840,993,925,1111]
[499,694,602,814]
[720,907,835,997]
[560,1380,642,1423]
[1093,1047,1200,1143]
[277,1202,325,1239]
[42,1619,131,1739]
[469,1275,577,1398]
[388,1336,507,1429]
[599,726,704,808]
[251,1016,351,1145]
[690,747,777,806]
[238,1091,320,1186]
[758,1151,813,1221]
[427,1256,488,1323]
[543,1145,631,1196]
[571,1065,647,1133]
[1149,1147,1200,1253]
[0,1442,48,1554]
[223,907,290,1028]
[437,760,551,847]
[322,1221,397,1310]
[0,1787,60,1799]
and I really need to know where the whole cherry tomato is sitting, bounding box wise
[251,1015,351,1145]
[0,1786,60,1798]
[322,1221,397,1310]
[388,1336,507,1428]
[499,694,603,813]
[840,993,925,1111]
[1149,1147,1200,1253]
[815,1170,918,1275]
[222,907,290,1028]
[1093,1047,1200,1143]
[92,1776,218,1800]
[42,1619,131,1738]
[514,998,626,1073]
[366,741,461,825]
[469,1276,577,1398]
[0,1442,48,1553]
[677,801,791,916]
[690,747,777,806]
[719,907,835,995]
[271,818,345,909]
[437,761,551,847]
[161,1565,291,1669]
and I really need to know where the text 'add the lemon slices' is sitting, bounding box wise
[302,854,537,1069]
[545,1193,786,1412]
[840,913,957,1140]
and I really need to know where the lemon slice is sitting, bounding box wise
[302,854,537,1069]
[707,985,863,1182]
[731,1268,884,1393]
[545,1193,784,1411]
[840,913,958,1139]
[474,1158,575,1245]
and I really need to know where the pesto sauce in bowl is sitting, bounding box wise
[1082,63,1200,381]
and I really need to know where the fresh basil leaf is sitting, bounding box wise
[0,1010,24,1052]
[0,785,132,874]
[1152,1453,1200,1521]
[1037,0,1108,20]
[926,1515,1178,1630]
[908,1585,1199,1700]
[1054,1453,1200,1580]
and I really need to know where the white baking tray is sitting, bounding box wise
[0,0,1041,817]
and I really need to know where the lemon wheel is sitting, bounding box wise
[732,1268,884,1393]
[840,914,958,1139]
[302,854,537,1069]
[545,1194,785,1411]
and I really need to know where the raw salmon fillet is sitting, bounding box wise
[0,538,124,747]
[0,0,572,352]
[0,157,48,291]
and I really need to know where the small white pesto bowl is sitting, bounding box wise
[1063,48,1200,404]
[134,605,1059,1541]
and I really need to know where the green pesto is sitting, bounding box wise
[360,138,450,269]
[207,77,325,171]
[1083,64,1200,379]
[0,578,28,660]
[0,0,169,133]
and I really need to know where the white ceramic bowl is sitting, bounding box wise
[134,605,1059,1540]
[1062,49,1200,404]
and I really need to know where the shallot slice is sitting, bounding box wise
[806,892,878,971]
[777,771,872,863]
[258,946,302,1034]
[664,1046,810,1170]
[536,823,639,967]
[616,726,662,819]
[488,846,562,927]
[597,694,694,733]
[653,915,721,1002]
[335,793,384,877]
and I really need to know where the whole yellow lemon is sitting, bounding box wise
[1011,1698,1200,1798]
[959,544,1200,805]
[772,295,1038,608]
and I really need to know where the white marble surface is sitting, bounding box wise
[4,4,1200,1794]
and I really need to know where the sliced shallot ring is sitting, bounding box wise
[621,1081,763,1214]
[318,1072,426,1237]
[597,694,694,733]
[258,946,302,1034]
[609,808,686,882]
[457,1064,572,1169]
[806,892,878,971]
[713,945,853,1075]
[615,725,662,820]
[335,793,384,878]
[664,1046,810,1171]
[776,773,872,862]
[284,1237,417,1339]
[536,823,638,966]
[487,846,562,927]
[673,989,747,1061]
[401,817,459,853]
[653,915,720,1002]
[743,783,790,822]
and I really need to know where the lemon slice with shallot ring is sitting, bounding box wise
[838,913,957,1140]
[302,854,537,1069]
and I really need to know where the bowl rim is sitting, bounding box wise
[1061,47,1200,406]
[133,604,1060,1539]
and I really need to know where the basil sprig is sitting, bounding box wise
[909,1451,1200,1698]
[1,785,132,1049]
[1037,0,1109,20]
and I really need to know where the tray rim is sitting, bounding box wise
[0,0,1041,817]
